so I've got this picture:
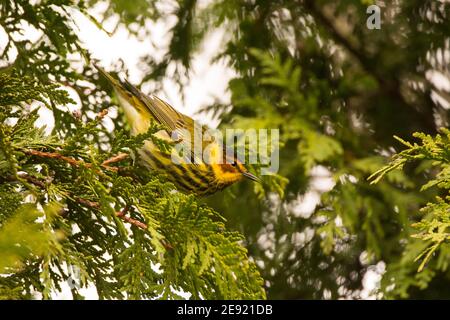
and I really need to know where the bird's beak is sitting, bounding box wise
[242,171,261,183]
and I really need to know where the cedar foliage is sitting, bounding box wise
[1,0,450,300]
[0,1,264,299]
[198,0,449,299]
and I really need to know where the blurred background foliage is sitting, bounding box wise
[1,0,450,299]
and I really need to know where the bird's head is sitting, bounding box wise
[211,147,260,185]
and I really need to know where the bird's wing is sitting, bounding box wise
[123,80,185,133]
[94,64,204,164]
[143,96,209,165]
[95,64,184,131]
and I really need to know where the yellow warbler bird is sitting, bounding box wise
[95,64,259,196]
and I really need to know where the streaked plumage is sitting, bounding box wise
[95,64,259,195]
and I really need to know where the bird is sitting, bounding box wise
[94,64,260,196]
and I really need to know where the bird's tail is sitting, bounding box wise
[93,63,126,94]
[93,63,148,110]
[93,63,153,133]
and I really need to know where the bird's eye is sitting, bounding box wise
[231,161,237,167]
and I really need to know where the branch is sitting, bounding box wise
[4,172,147,230]
[116,210,148,230]
[75,198,173,249]
[75,197,148,230]
[115,205,148,230]
[22,149,83,167]
[17,172,47,188]
[116,209,148,230]
[101,153,129,167]
[22,149,128,172]
[11,150,170,245]
[7,150,144,231]
[4,172,47,189]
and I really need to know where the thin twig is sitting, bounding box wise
[75,198,175,249]
[75,197,100,209]
[75,197,148,230]
[4,173,47,188]
[22,149,83,167]
[115,205,148,230]
[5,174,172,249]
[117,210,147,230]
[96,108,109,120]
[22,149,128,172]
[101,153,129,167]
[17,172,47,188]
[15,149,142,229]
